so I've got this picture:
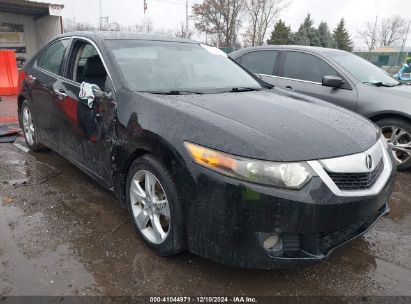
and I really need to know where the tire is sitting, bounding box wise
[20,100,48,152]
[375,117,411,171]
[126,154,185,256]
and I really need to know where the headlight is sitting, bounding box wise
[184,142,316,189]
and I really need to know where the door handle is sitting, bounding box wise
[285,86,295,91]
[54,88,67,98]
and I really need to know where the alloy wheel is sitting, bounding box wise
[22,105,35,146]
[129,170,171,244]
[381,125,411,165]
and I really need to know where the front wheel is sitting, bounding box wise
[376,117,411,171]
[126,155,185,256]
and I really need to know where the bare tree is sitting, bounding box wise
[192,0,246,48]
[379,15,408,47]
[357,21,377,51]
[358,15,409,50]
[143,18,154,34]
[124,24,145,33]
[245,0,288,46]
[175,22,194,38]
[63,18,97,32]
[108,22,122,31]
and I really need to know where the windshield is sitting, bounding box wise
[325,51,400,86]
[107,40,263,93]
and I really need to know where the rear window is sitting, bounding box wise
[238,50,278,75]
[37,39,69,75]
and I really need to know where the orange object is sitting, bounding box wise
[0,51,18,96]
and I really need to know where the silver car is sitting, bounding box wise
[230,46,411,170]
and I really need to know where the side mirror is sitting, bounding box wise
[322,76,344,88]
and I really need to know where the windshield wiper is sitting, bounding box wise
[362,81,396,87]
[213,87,264,94]
[227,87,262,93]
[143,90,204,95]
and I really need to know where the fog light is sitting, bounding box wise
[258,232,282,252]
[263,235,280,249]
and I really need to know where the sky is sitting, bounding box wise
[51,0,411,50]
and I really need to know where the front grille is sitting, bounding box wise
[326,158,384,191]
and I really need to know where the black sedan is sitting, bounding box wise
[17,32,396,269]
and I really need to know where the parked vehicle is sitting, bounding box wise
[230,46,411,170]
[18,32,396,269]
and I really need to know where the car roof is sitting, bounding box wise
[229,45,347,58]
[57,31,198,44]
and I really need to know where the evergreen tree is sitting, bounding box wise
[290,14,320,46]
[333,18,353,51]
[318,21,336,48]
[303,14,321,46]
[289,29,310,45]
[267,19,291,45]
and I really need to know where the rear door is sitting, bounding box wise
[277,51,358,111]
[28,38,70,147]
[235,50,280,86]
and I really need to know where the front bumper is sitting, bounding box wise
[184,150,396,269]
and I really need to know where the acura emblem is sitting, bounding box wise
[365,155,373,170]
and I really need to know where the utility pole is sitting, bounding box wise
[185,0,188,36]
[99,0,102,30]
[397,20,411,66]
[370,16,378,51]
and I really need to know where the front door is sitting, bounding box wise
[53,39,117,187]
[277,51,358,112]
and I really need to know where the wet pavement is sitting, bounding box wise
[0,139,411,297]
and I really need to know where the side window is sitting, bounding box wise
[283,52,337,83]
[69,41,107,90]
[37,39,69,75]
[238,51,278,76]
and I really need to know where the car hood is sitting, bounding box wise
[369,83,411,98]
[141,89,379,161]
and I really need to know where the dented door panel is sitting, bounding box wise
[53,79,116,186]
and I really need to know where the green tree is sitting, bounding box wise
[317,21,336,48]
[289,28,310,45]
[267,19,291,45]
[290,14,320,46]
[333,18,353,51]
